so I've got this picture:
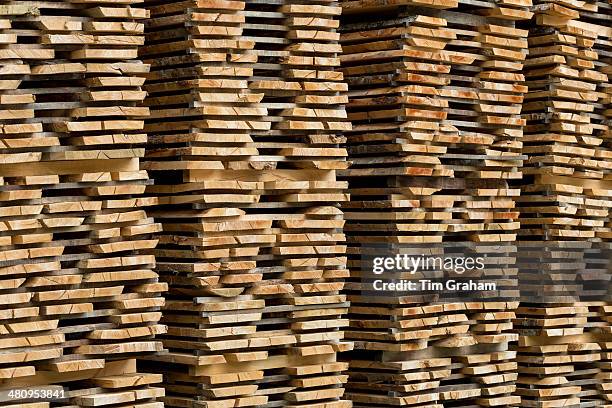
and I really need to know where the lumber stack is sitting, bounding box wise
[345,300,521,407]
[140,0,351,406]
[515,1,612,406]
[520,0,610,242]
[0,0,165,406]
[602,2,612,245]
[598,12,612,403]
[339,0,530,406]
[0,0,609,406]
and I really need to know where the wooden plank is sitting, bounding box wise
[0,1,164,405]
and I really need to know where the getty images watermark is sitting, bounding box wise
[370,253,496,293]
[360,242,612,303]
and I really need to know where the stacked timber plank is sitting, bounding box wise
[515,1,612,406]
[0,0,165,406]
[595,7,612,402]
[339,0,531,406]
[141,0,351,406]
[592,8,612,403]
[520,0,610,242]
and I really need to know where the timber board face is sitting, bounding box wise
[0,0,165,405]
